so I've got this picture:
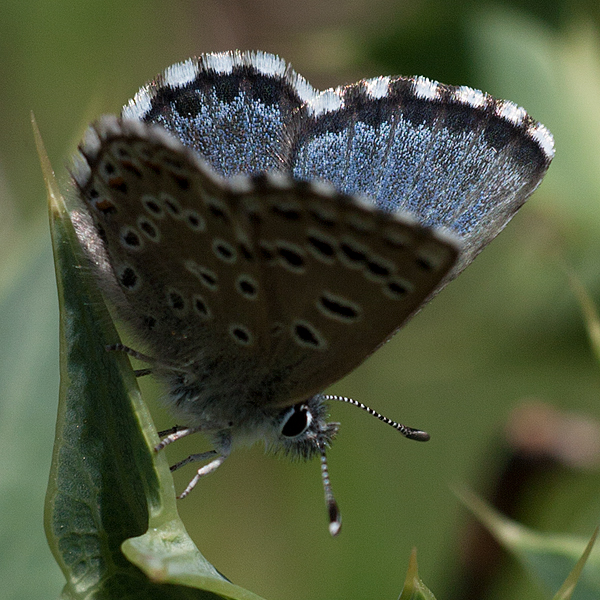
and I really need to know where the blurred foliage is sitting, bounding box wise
[456,488,600,600]
[2,1,600,599]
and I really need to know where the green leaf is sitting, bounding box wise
[398,549,437,600]
[455,487,600,600]
[35,116,265,600]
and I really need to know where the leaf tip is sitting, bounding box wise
[32,113,66,218]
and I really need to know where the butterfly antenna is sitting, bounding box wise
[323,394,430,442]
[320,450,342,536]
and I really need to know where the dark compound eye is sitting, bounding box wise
[281,405,312,438]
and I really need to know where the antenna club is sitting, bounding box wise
[407,430,430,442]
[328,503,342,537]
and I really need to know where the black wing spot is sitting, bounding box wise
[139,220,158,239]
[307,235,335,258]
[340,242,366,263]
[123,230,141,247]
[367,260,391,278]
[272,205,301,221]
[319,294,360,321]
[119,267,138,289]
[168,291,185,311]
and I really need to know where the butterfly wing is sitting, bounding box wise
[126,50,553,280]
[291,75,554,277]
[123,51,315,178]
[72,117,458,407]
[236,174,460,405]
[71,51,553,410]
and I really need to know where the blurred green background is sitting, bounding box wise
[2,1,600,599]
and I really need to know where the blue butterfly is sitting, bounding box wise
[71,51,553,534]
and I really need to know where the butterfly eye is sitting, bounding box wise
[280,404,313,438]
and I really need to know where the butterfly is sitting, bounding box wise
[70,50,554,535]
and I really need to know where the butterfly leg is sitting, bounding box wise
[170,450,218,472]
[177,453,229,499]
[106,343,157,364]
[154,425,204,451]
[106,343,193,376]
[134,368,154,377]
[158,425,186,437]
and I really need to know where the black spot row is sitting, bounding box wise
[214,241,235,261]
[366,260,390,278]
[187,213,201,228]
[199,270,217,288]
[163,197,181,216]
[237,276,258,299]
[387,281,409,298]
[239,243,254,261]
[194,296,209,316]
[340,242,366,263]
[415,256,433,271]
[144,198,162,215]
[231,326,251,344]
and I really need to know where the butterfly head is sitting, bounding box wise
[269,395,339,460]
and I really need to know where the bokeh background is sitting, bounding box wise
[2,1,600,599]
